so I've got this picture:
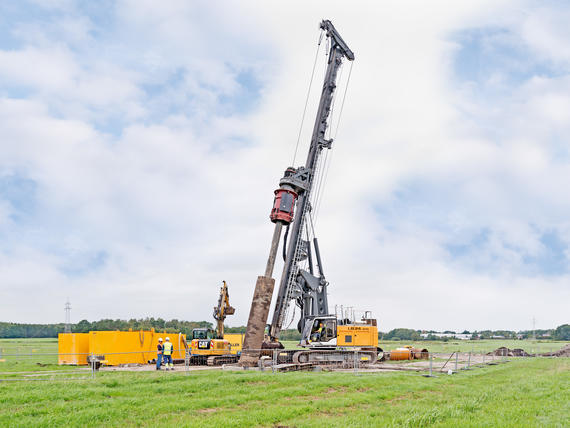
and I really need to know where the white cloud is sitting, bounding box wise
[0,0,568,332]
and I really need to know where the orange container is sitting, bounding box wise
[58,333,90,365]
[389,348,412,360]
[58,330,186,365]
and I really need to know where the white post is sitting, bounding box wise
[185,349,189,375]
[353,350,358,375]
[91,352,95,379]
[272,350,277,374]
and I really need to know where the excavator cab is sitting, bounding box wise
[300,316,337,348]
[192,328,215,340]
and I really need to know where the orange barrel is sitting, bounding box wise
[389,348,412,361]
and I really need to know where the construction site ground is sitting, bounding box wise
[84,344,569,376]
[97,343,570,373]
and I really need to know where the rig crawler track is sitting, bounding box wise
[292,349,377,366]
[269,349,377,366]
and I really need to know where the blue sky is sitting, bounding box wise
[0,1,568,331]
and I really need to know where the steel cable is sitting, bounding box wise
[292,30,324,166]
[314,61,354,222]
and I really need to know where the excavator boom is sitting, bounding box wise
[213,280,235,339]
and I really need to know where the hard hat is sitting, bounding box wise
[158,338,163,342]
[165,337,170,341]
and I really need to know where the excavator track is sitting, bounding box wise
[206,355,239,366]
[292,349,377,366]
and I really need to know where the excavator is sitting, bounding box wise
[188,281,239,365]
[239,20,380,367]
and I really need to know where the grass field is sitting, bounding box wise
[0,339,61,372]
[0,356,567,427]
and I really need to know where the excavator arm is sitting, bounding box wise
[213,281,235,338]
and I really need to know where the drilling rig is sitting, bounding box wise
[239,20,379,366]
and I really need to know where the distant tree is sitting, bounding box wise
[461,330,470,334]
[279,329,302,341]
[225,326,247,334]
[553,324,570,341]
[385,328,421,341]
[0,318,213,338]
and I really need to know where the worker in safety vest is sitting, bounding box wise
[163,337,174,370]
[317,323,326,341]
[156,338,164,370]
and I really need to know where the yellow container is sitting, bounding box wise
[223,333,244,354]
[58,333,90,365]
[89,330,186,365]
[58,330,186,365]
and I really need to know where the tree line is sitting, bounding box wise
[0,318,211,338]
[382,325,570,341]
[1,320,568,341]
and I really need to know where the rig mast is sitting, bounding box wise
[240,20,354,364]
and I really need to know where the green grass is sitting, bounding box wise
[0,339,63,372]
[0,338,58,353]
[0,355,568,427]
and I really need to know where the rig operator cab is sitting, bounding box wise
[300,312,379,350]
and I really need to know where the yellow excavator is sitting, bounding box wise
[188,281,238,365]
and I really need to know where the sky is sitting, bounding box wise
[0,0,569,332]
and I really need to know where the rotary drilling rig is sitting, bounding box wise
[239,20,379,366]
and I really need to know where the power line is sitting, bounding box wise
[64,298,72,333]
